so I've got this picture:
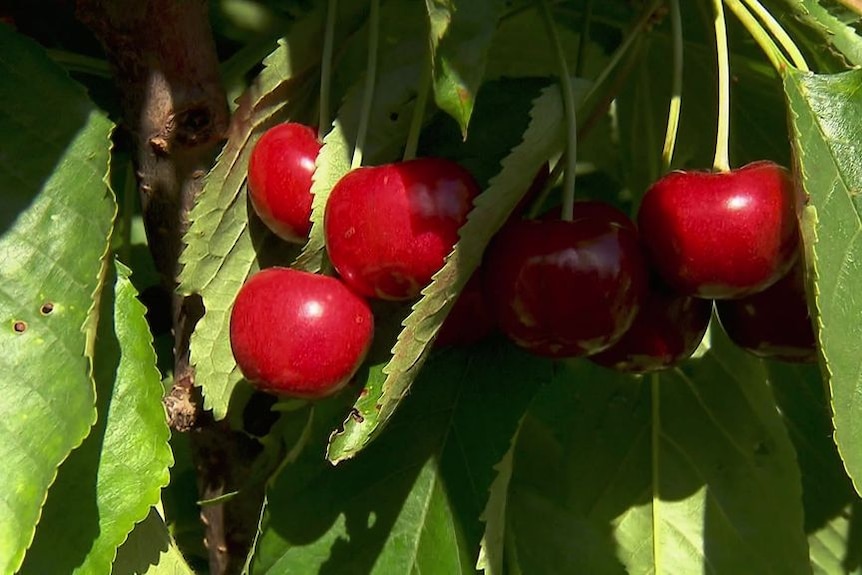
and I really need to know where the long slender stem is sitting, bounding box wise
[661,0,683,172]
[318,0,338,138]
[575,0,594,77]
[403,49,432,162]
[651,372,662,571]
[351,0,380,169]
[526,158,565,219]
[738,0,809,71]
[721,0,789,73]
[711,0,731,172]
[539,0,578,222]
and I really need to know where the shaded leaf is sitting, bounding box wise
[784,68,862,495]
[506,325,810,574]
[113,506,196,575]
[0,26,114,573]
[251,340,552,574]
[771,0,862,68]
[425,0,506,136]
[21,260,172,574]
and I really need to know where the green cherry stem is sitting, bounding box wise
[539,0,578,222]
[402,49,432,162]
[711,0,731,173]
[721,0,795,73]
[318,0,338,139]
[575,0,594,77]
[650,371,662,566]
[351,0,380,169]
[526,158,565,219]
[661,0,683,172]
[737,0,809,71]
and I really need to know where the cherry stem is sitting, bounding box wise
[539,0,578,222]
[661,0,683,172]
[526,158,565,219]
[650,372,661,564]
[711,0,731,173]
[574,0,594,77]
[318,0,338,139]
[737,0,809,71]
[403,48,432,162]
[722,0,797,74]
[351,0,380,169]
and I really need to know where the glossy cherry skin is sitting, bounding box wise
[589,277,712,373]
[716,259,817,362]
[637,161,800,299]
[434,272,496,348]
[229,267,374,398]
[247,123,321,243]
[325,157,480,300]
[484,202,648,358]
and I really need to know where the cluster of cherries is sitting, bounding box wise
[230,122,817,400]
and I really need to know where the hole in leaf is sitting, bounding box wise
[40,302,54,315]
[13,321,27,334]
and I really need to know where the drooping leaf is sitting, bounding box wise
[112,506,196,575]
[425,0,506,136]
[0,26,115,574]
[770,0,862,68]
[326,80,584,463]
[251,340,552,574]
[505,325,810,574]
[784,68,862,496]
[20,260,172,574]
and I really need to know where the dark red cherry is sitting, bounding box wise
[434,272,496,348]
[637,161,800,299]
[716,259,817,362]
[483,203,647,358]
[229,267,374,398]
[589,277,712,373]
[247,122,321,243]
[324,157,479,300]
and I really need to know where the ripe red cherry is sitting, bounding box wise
[484,202,648,358]
[325,157,479,300]
[247,123,321,243]
[716,260,817,362]
[229,267,374,398]
[637,161,800,299]
[434,272,496,348]
[589,277,712,373]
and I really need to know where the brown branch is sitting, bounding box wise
[76,2,261,573]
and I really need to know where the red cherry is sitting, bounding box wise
[637,161,800,299]
[484,203,648,358]
[716,259,817,362]
[589,277,712,373]
[434,272,496,348]
[247,123,321,243]
[325,157,480,300]
[229,267,374,398]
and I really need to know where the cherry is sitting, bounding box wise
[589,277,712,373]
[229,267,374,398]
[325,157,480,300]
[247,122,321,243]
[716,259,817,362]
[637,161,800,299]
[483,202,648,358]
[434,272,496,348]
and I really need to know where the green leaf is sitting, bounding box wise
[425,0,506,136]
[0,26,115,574]
[327,82,576,463]
[506,325,810,574]
[20,260,172,574]
[809,503,862,575]
[784,68,862,496]
[251,340,552,574]
[112,506,196,575]
[770,0,862,68]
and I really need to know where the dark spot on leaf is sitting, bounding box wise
[40,302,54,315]
[389,111,399,122]
[349,408,364,424]
[13,321,27,333]
[359,388,369,398]
[753,440,771,456]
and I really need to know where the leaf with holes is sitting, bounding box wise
[784,68,862,496]
[20,260,172,574]
[0,26,115,574]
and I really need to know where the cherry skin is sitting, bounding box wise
[716,259,817,362]
[434,272,496,348]
[637,161,800,299]
[247,122,321,243]
[325,157,480,300]
[229,267,374,398]
[589,277,712,373]
[483,202,648,358]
